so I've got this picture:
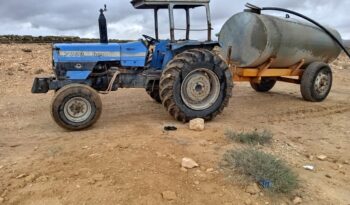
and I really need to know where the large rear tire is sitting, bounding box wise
[301,62,332,102]
[159,49,233,122]
[50,84,102,130]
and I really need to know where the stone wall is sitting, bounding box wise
[0,35,128,44]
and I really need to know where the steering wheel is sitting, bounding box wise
[142,34,157,45]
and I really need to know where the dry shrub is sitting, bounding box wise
[223,148,298,193]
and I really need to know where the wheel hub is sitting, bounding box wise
[64,97,92,123]
[314,71,330,95]
[181,68,220,110]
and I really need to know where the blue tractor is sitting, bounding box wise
[32,0,233,130]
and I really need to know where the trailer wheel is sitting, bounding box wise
[146,80,161,103]
[250,78,277,92]
[159,49,233,122]
[301,62,332,102]
[50,84,102,130]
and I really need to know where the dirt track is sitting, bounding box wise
[0,44,349,205]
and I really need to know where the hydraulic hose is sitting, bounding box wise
[246,3,350,60]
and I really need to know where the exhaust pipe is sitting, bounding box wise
[99,6,108,44]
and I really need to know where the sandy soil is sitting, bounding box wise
[0,44,349,205]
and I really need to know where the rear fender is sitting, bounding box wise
[161,41,220,68]
[171,42,219,54]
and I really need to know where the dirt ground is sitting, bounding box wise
[0,44,349,205]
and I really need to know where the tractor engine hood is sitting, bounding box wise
[53,43,122,62]
[53,42,147,67]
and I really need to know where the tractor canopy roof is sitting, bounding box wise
[131,0,210,9]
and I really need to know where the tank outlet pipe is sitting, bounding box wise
[245,3,350,60]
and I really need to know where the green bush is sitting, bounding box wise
[224,148,298,193]
[225,130,272,145]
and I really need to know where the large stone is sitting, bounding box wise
[161,191,177,200]
[181,158,199,169]
[189,118,205,131]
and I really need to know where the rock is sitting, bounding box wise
[194,181,200,185]
[244,199,252,205]
[317,155,327,161]
[293,196,302,204]
[0,165,4,170]
[15,174,27,179]
[303,165,315,171]
[189,118,205,131]
[181,157,199,169]
[161,191,177,200]
[245,183,260,195]
[0,197,4,203]
[206,168,214,172]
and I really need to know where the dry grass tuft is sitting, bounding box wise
[223,148,298,194]
[225,130,272,145]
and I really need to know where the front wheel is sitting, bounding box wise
[159,49,233,122]
[50,84,102,130]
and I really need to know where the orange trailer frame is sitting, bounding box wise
[225,47,305,84]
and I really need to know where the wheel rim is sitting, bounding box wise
[314,69,331,96]
[63,97,92,123]
[181,68,221,110]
